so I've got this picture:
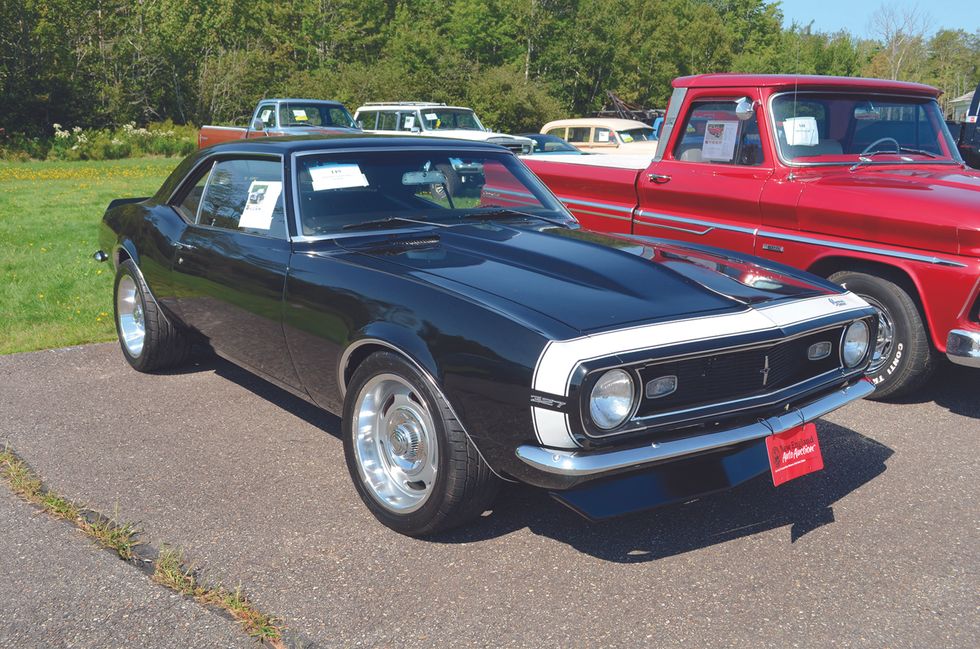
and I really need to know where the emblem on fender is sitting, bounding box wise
[530,395,567,409]
[828,297,848,307]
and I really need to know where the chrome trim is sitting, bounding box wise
[757,229,968,268]
[946,329,980,368]
[560,196,635,214]
[635,209,756,235]
[516,379,875,477]
[565,207,632,222]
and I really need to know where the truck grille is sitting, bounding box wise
[634,327,844,418]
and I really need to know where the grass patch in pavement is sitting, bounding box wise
[0,445,285,645]
[0,158,177,354]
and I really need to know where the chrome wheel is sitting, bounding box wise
[863,295,894,373]
[352,374,438,514]
[116,275,145,358]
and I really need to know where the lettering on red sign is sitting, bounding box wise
[766,422,824,487]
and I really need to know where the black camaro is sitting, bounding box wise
[97,136,876,536]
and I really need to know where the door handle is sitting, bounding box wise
[647,173,671,184]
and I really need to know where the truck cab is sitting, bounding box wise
[526,74,980,398]
[198,99,360,148]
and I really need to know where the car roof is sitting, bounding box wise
[355,104,474,112]
[672,74,940,96]
[199,134,508,156]
[542,118,652,130]
[259,98,347,104]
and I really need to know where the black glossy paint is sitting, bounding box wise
[99,135,871,491]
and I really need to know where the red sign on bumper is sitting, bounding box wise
[766,422,824,487]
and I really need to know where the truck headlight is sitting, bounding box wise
[589,369,635,430]
[842,320,870,368]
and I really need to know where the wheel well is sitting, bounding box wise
[115,247,132,267]
[341,342,411,395]
[808,256,932,338]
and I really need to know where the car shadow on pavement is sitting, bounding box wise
[886,363,979,419]
[170,353,895,563]
[434,421,893,563]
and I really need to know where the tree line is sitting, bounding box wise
[2,0,978,136]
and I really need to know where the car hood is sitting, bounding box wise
[335,224,841,334]
[426,130,533,144]
[796,165,980,256]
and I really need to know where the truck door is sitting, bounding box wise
[635,94,771,255]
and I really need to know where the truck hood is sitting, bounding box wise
[336,224,841,334]
[796,165,980,256]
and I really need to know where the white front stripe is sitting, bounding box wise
[529,291,870,449]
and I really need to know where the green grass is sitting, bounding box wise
[0,158,177,354]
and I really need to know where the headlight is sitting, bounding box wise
[589,369,635,430]
[842,320,870,368]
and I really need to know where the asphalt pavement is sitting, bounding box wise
[0,343,977,648]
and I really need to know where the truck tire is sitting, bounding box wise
[113,259,192,372]
[342,351,500,536]
[829,270,936,400]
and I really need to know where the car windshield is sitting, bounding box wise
[617,127,656,142]
[771,93,960,164]
[420,109,485,131]
[279,103,357,129]
[294,149,574,235]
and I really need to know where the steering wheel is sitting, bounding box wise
[860,137,901,155]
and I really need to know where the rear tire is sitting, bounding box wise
[342,352,500,536]
[829,270,936,400]
[113,259,191,372]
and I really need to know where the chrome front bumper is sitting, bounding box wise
[516,379,875,478]
[946,329,980,368]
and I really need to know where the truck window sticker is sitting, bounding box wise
[783,116,819,146]
[239,180,283,230]
[292,109,308,121]
[309,163,370,191]
[259,109,272,123]
[701,120,739,161]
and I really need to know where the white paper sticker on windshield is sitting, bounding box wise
[597,130,610,142]
[425,113,438,120]
[784,116,819,146]
[404,116,415,129]
[292,109,308,121]
[259,109,271,122]
[701,120,739,161]
[309,164,369,191]
[239,181,282,230]
[620,132,634,143]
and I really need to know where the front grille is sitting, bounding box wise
[489,138,529,154]
[634,327,844,418]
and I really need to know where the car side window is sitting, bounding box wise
[196,158,287,239]
[358,110,377,129]
[256,104,276,128]
[398,112,418,132]
[377,111,398,130]
[593,127,614,144]
[173,162,215,222]
[566,127,591,143]
[673,100,765,166]
[546,127,566,139]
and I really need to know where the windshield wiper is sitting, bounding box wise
[851,147,942,171]
[462,207,573,229]
[341,216,447,232]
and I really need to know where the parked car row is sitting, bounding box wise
[110,73,974,537]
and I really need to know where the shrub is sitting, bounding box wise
[0,121,197,161]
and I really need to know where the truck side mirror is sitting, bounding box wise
[735,97,755,121]
[251,118,265,131]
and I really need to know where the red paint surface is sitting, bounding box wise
[766,422,824,487]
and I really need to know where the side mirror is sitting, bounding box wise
[735,97,755,121]
[356,120,364,128]
[251,118,265,131]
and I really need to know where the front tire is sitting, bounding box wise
[829,270,936,400]
[113,259,191,372]
[342,352,499,536]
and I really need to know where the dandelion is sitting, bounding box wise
[38,293,44,299]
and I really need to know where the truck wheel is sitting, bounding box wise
[342,351,500,536]
[829,271,936,400]
[113,259,191,372]
[430,164,461,200]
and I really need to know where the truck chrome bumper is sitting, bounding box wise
[516,379,874,478]
[946,329,980,368]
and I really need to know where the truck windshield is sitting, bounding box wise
[279,103,357,129]
[771,93,960,164]
[294,149,573,235]
[420,109,485,131]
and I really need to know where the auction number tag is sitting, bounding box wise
[766,422,824,487]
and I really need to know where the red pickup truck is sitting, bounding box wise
[525,74,980,398]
